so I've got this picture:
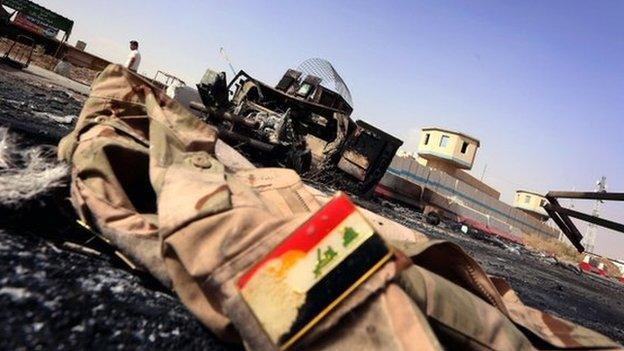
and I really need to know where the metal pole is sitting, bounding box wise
[219,47,237,76]
[53,31,67,58]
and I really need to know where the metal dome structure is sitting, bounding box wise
[297,58,353,107]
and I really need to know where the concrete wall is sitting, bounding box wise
[381,155,561,241]
[61,44,111,71]
[416,157,500,199]
[454,169,501,200]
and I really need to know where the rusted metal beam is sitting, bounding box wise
[189,101,260,129]
[217,128,275,153]
[545,198,584,241]
[543,205,585,252]
[546,191,624,201]
[546,204,624,234]
[545,190,624,253]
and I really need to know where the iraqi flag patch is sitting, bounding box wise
[237,193,393,350]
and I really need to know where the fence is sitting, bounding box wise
[380,156,560,241]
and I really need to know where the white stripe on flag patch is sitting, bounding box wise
[285,211,375,294]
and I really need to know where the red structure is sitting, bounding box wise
[579,254,606,277]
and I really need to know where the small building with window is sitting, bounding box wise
[514,190,549,221]
[416,127,500,199]
[418,127,480,170]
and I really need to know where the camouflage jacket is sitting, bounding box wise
[59,64,621,351]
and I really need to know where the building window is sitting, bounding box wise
[439,135,450,148]
[461,141,469,154]
[524,195,531,204]
[424,133,430,145]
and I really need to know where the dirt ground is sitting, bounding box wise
[1,63,623,349]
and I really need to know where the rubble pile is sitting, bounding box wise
[67,65,98,86]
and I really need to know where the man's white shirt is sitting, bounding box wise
[125,49,141,71]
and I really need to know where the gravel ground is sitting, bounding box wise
[1,63,623,348]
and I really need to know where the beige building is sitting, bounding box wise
[514,190,549,221]
[418,127,480,169]
[416,127,500,199]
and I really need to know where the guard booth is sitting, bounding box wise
[0,0,73,56]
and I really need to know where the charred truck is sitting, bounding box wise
[191,60,402,195]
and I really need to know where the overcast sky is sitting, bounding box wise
[33,0,624,259]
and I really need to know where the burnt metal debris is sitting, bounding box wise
[153,70,185,90]
[544,191,624,252]
[1,34,34,69]
[297,57,353,107]
[192,61,402,194]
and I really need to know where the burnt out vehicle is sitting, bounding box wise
[191,59,402,194]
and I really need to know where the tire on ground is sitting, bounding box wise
[425,211,441,226]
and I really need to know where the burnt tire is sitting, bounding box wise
[425,212,441,226]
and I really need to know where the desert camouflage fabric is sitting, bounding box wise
[59,64,621,350]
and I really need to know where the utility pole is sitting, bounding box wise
[582,176,607,253]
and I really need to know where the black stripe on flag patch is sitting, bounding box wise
[279,233,390,345]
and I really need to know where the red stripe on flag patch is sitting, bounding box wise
[237,194,356,289]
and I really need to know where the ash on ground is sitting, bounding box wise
[0,65,83,142]
[0,230,238,350]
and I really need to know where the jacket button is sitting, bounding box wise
[191,155,212,169]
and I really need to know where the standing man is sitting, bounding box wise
[125,40,141,72]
